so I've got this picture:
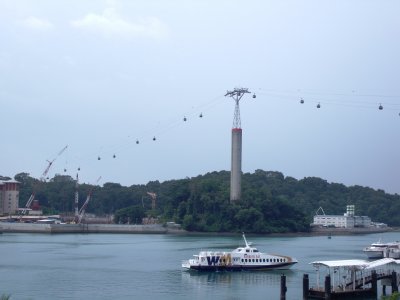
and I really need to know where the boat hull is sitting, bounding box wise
[182,262,297,272]
[363,250,383,259]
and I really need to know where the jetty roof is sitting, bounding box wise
[311,258,400,270]
[365,258,399,269]
[311,259,367,268]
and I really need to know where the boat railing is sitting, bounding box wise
[199,251,226,256]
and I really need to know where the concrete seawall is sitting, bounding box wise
[0,223,169,234]
[311,226,392,235]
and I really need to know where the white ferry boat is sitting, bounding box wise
[182,233,298,271]
[363,240,400,259]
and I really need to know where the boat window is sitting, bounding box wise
[263,259,265,262]
[246,249,250,253]
[253,249,259,252]
[241,259,244,262]
[245,259,247,262]
[252,259,255,262]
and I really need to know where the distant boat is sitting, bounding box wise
[36,218,62,224]
[363,240,400,259]
[182,233,298,271]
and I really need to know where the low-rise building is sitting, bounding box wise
[312,205,372,228]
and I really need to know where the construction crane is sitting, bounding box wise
[146,192,157,210]
[76,176,102,224]
[21,145,68,215]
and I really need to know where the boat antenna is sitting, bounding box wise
[242,232,250,248]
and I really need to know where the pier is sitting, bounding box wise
[302,258,400,299]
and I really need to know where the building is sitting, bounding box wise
[0,180,20,215]
[312,205,372,228]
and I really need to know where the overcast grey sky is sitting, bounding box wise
[1,0,399,194]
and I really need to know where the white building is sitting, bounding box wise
[313,205,372,228]
[0,180,20,215]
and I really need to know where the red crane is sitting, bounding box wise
[21,145,68,215]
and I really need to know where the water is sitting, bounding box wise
[1,231,399,299]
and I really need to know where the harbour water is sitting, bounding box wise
[1,231,399,299]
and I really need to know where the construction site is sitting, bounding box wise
[0,145,184,233]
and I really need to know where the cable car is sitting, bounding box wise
[199,113,203,118]
[300,98,304,104]
[64,168,67,172]
[78,167,80,171]
[136,140,139,144]
[183,116,187,121]
[153,136,156,141]
[252,93,256,99]
[98,156,101,160]
[113,154,116,158]
[379,104,383,110]
[317,103,321,108]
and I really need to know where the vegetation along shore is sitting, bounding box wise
[2,170,399,234]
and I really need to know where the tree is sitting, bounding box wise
[114,205,145,224]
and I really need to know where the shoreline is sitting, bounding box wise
[0,222,395,236]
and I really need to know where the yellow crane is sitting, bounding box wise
[146,192,157,210]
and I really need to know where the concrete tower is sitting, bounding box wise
[225,88,251,203]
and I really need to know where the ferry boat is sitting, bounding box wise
[182,233,298,271]
[363,240,400,259]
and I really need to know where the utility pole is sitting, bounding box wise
[74,173,79,220]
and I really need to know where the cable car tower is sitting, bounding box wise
[225,88,252,203]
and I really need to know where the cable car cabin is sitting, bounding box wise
[252,94,256,99]
[379,104,383,110]
[300,98,304,104]
[199,113,203,118]
[98,156,101,160]
[113,154,116,158]
[153,137,156,141]
[136,140,139,144]
[317,103,321,108]
[183,117,187,121]
[64,169,67,172]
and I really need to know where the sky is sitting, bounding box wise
[1,0,399,195]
